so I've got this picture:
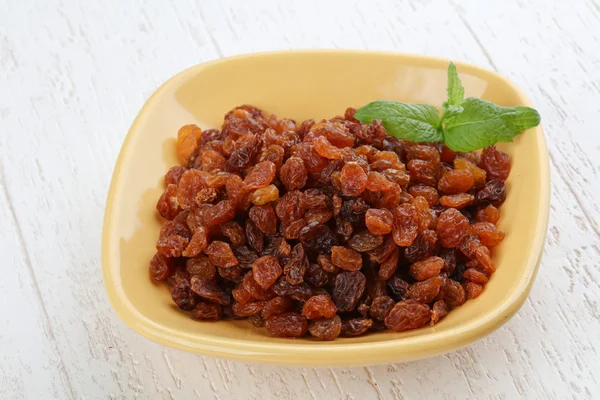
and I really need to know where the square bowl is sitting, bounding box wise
[102,50,549,366]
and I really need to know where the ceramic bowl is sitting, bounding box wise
[102,50,549,366]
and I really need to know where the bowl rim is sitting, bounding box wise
[102,49,550,366]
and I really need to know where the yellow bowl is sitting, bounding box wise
[102,50,549,366]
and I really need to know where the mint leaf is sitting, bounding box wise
[445,62,464,107]
[442,98,541,152]
[354,101,442,143]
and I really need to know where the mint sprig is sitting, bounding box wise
[353,62,541,152]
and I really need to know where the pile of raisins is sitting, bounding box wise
[150,105,509,340]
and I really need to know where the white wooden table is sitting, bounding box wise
[2,0,599,398]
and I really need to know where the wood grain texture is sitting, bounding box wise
[1,0,599,398]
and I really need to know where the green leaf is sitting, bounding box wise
[354,101,443,143]
[442,97,541,152]
[445,62,464,107]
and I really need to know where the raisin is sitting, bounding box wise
[405,144,440,163]
[302,295,337,319]
[185,257,216,279]
[436,208,470,248]
[225,135,260,172]
[346,231,383,253]
[384,301,431,332]
[156,184,180,220]
[313,135,345,160]
[317,254,338,273]
[306,120,355,147]
[387,276,409,301]
[300,223,339,254]
[149,252,175,281]
[190,276,231,305]
[308,316,342,341]
[341,162,368,196]
[275,190,304,222]
[177,169,206,209]
[266,312,308,337]
[176,124,202,165]
[232,285,254,305]
[341,318,374,337]
[442,279,466,308]
[407,275,445,304]
[439,193,474,209]
[243,271,276,301]
[204,241,238,268]
[408,159,437,186]
[220,221,246,247]
[378,246,399,280]
[479,146,510,180]
[243,161,276,190]
[454,157,487,188]
[331,246,362,271]
[245,220,264,253]
[440,146,457,163]
[367,236,396,263]
[218,265,244,282]
[248,314,265,327]
[464,282,484,299]
[232,301,266,317]
[233,246,259,269]
[157,235,189,258]
[404,230,437,263]
[190,302,223,321]
[248,204,277,235]
[430,300,449,325]
[475,205,500,224]
[281,218,307,240]
[262,296,294,320]
[165,166,187,186]
[279,156,308,191]
[182,226,209,257]
[272,278,312,302]
[464,268,489,285]
[438,169,474,194]
[470,222,505,247]
[476,179,506,206]
[305,263,329,288]
[249,184,279,205]
[408,185,439,207]
[409,256,444,281]
[333,271,366,312]
[392,203,419,247]
[204,200,236,226]
[258,145,285,170]
[370,296,395,321]
[340,198,370,226]
[252,255,283,289]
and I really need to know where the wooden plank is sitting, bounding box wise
[0,0,598,398]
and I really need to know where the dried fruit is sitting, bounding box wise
[341,318,374,336]
[331,246,362,271]
[266,312,308,337]
[308,316,342,341]
[252,256,283,289]
[370,296,395,321]
[407,275,445,304]
[190,276,231,305]
[384,301,431,332]
[409,256,444,281]
[470,222,505,247]
[204,241,238,268]
[149,253,175,281]
[302,295,337,319]
[436,208,470,248]
[438,169,474,194]
[280,156,308,190]
[333,271,366,312]
[479,146,510,180]
[365,209,393,235]
[475,205,500,224]
[392,203,419,247]
[154,105,509,338]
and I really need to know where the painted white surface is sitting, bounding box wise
[1,0,599,398]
